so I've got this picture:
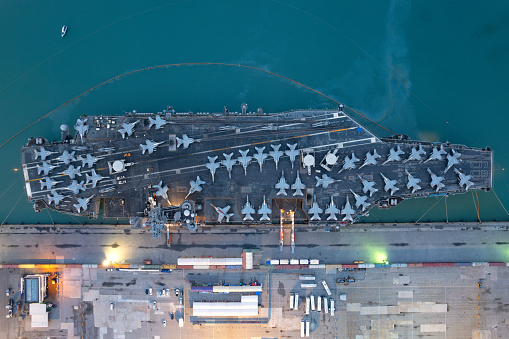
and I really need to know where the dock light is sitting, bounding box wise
[102,260,111,266]
[13,168,18,172]
[383,259,389,265]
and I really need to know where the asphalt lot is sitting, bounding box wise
[0,223,508,265]
[2,265,508,339]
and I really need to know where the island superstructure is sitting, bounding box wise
[21,105,493,237]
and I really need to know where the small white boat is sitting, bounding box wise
[61,25,67,37]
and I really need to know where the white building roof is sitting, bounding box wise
[29,303,48,327]
[192,295,259,317]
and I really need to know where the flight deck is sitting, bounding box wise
[20,106,493,237]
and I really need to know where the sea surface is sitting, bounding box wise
[0,1,508,225]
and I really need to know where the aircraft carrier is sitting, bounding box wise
[20,105,493,237]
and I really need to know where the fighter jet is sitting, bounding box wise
[269,144,283,169]
[65,180,86,194]
[325,196,340,221]
[185,176,206,199]
[74,118,89,141]
[444,149,462,174]
[56,150,75,165]
[359,150,381,169]
[454,168,474,190]
[118,120,140,139]
[60,165,81,179]
[315,174,337,189]
[350,189,369,211]
[380,173,399,196]
[39,177,60,190]
[47,190,64,205]
[285,143,299,168]
[339,152,360,172]
[237,149,252,175]
[205,156,220,182]
[275,171,290,196]
[153,181,169,200]
[424,144,447,163]
[405,170,422,193]
[241,196,255,221]
[341,196,356,222]
[220,153,236,179]
[140,139,165,155]
[34,146,57,161]
[210,204,234,222]
[73,195,95,214]
[404,145,426,163]
[258,195,272,221]
[148,115,168,129]
[358,175,378,197]
[291,173,305,196]
[176,134,197,149]
[382,145,405,165]
[427,168,445,192]
[37,161,57,176]
[80,154,100,168]
[253,147,268,172]
[308,195,323,221]
[85,169,108,188]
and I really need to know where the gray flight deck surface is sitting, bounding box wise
[21,108,492,235]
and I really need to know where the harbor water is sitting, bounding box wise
[0,1,507,224]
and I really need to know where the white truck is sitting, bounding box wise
[322,280,332,296]
[294,293,299,310]
[305,296,310,315]
[290,293,294,310]
[317,295,322,312]
[323,297,328,314]
[305,320,310,337]
[310,295,315,311]
[330,299,335,316]
[301,320,305,337]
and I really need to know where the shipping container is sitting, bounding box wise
[323,297,328,314]
[322,280,332,296]
[299,275,316,281]
[330,299,335,317]
[290,259,299,265]
[290,293,294,310]
[317,294,322,312]
[310,259,319,265]
[300,283,317,288]
[310,295,315,311]
[279,259,289,265]
[306,297,310,315]
[294,293,299,310]
[301,320,305,337]
[305,320,310,337]
[300,259,309,265]
[342,264,358,268]
[270,259,279,265]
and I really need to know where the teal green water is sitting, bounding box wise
[0,1,508,224]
